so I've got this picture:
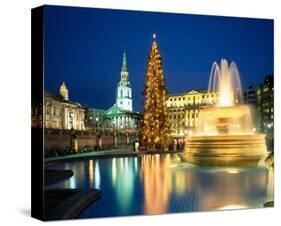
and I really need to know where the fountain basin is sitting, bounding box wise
[179,134,268,167]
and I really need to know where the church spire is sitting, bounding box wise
[120,48,129,81]
[121,48,128,73]
[116,48,132,111]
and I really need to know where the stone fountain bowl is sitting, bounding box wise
[199,105,251,118]
[179,134,269,167]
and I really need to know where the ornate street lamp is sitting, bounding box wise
[95,117,99,150]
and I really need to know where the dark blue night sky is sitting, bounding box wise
[44,5,273,112]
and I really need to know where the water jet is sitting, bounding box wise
[180,59,268,166]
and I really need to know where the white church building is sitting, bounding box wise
[103,49,142,131]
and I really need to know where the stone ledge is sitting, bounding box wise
[45,188,101,221]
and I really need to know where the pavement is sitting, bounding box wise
[45,148,139,163]
[45,148,182,164]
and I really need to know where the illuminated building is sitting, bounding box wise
[85,108,105,129]
[86,49,142,131]
[243,85,262,131]
[243,75,274,136]
[32,82,85,130]
[167,89,219,137]
[104,49,142,131]
[116,49,132,111]
[261,75,274,135]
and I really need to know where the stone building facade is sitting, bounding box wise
[32,82,85,130]
[167,90,219,137]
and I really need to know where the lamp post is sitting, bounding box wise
[89,116,93,130]
[135,124,138,140]
[95,117,99,150]
[125,122,129,145]
[113,119,117,149]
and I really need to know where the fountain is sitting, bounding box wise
[180,59,268,166]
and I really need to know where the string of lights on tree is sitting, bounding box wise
[141,34,170,150]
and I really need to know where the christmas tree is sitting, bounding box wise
[141,35,170,151]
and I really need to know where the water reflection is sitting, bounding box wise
[94,160,101,189]
[115,157,135,213]
[141,154,171,214]
[47,154,273,218]
[69,175,76,189]
[112,158,117,185]
[89,160,94,187]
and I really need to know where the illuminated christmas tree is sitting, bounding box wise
[141,34,170,150]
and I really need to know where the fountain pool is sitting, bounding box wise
[47,154,273,218]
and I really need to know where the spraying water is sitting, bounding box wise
[208,59,243,106]
[180,59,267,166]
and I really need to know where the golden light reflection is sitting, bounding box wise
[142,155,171,214]
[89,159,94,187]
[226,168,240,174]
[267,169,274,201]
[174,171,187,195]
[217,204,247,210]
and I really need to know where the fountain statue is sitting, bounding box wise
[180,59,268,166]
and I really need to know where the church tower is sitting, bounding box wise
[116,49,133,111]
[59,81,69,101]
